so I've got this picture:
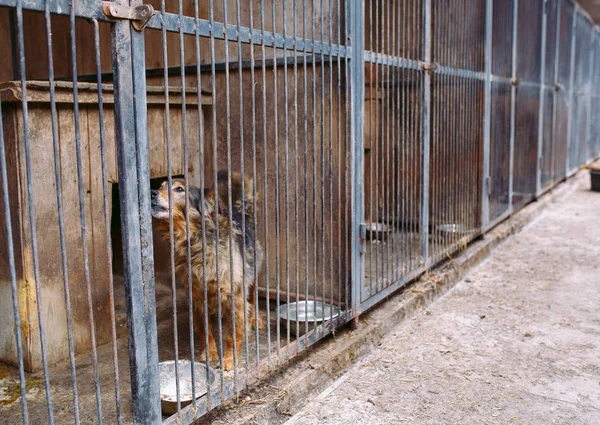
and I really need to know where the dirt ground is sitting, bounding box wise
[284,183,600,425]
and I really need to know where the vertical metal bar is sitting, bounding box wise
[349,0,365,315]
[293,0,301,337]
[69,3,104,420]
[260,0,272,354]
[536,0,549,196]
[328,0,334,319]
[111,8,161,424]
[15,2,55,422]
[208,0,226,394]
[586,29,595,163]
[509,0,519,213]
[92,18,122,424]
[311,0,318,334]
[320,0,326,334]
[389,0,396,282]
[192,0,212,409]
[0,92,29,425]
[247,0,261,364]
[177,0,196,403]
[283,0,291,347]
[235,0,249,371]
[566,4,578,174]
[367,0,374,299]
[44,4,80,422]
[336,0,343,312]
[550,0,562,184]
[160,0,181,411]
[482,0,493,229]
[303,0,310,336]
[222,0,239,386]
[272,0,282,351]
[421,0,432,263]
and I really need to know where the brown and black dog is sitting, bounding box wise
[151,171,264,370]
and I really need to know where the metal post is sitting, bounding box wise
[536,0,549,196]
[482,0,493,229]
[349,0,365,316]
[586,28,595,164]
[110,9,161,425]
[421,0,432,261]
[550,0,562,184]
[566,4,578,175]
[509,0,519,213]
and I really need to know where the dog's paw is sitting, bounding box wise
[199,347,220,361]
[251,315,265,331]
[222,356,235,371]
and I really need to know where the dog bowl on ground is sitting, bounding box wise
[159,360,217,415]
[365,222,394,240]
[434,223,477,237]
[278,301,341,336]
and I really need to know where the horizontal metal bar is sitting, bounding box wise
[436,65,485,80]
[0,0,108,20]
[363,51,421,70]
[74,54,341,83]
[147,12,350,58]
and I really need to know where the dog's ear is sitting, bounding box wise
[187,185,203,213]
[195,187,226,216]
[217,170,244,205]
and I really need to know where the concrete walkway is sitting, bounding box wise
[285,182,600,425]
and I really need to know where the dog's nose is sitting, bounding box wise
[151,190,157,200]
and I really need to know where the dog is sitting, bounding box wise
[151,171,264,370]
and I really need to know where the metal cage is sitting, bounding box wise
[0,0,598,424]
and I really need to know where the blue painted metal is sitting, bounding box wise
[110,2,161,422]
[536,0,549,196]
[349,0,365,316]
[482,0,494,229]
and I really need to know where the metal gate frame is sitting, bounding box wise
[1,0,599,424]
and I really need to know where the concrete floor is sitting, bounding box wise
[285,182,600,425]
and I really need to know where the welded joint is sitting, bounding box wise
[102,2,155,31]
[420,62,438,74]
[510,78,519,87]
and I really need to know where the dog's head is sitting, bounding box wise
[151,179,218,220]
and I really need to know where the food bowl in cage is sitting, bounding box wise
[365,222,394,241]
[159,360,217,415]
[277,301,341,337]
[435,223,474,235]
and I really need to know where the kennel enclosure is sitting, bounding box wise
[0,0,599,424]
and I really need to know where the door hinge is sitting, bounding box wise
[485,176,491,196]
[102,2,155,31]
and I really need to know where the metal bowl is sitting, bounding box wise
[435,223,472,235]
[365,222,394,240]
[159,360,217,415]
[277,301,341,336]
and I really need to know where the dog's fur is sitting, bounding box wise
[151,171,264,370]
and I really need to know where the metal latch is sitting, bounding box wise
[359,223,367,254]
[102,2,155,31]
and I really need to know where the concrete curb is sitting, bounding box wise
[197,171,587,425]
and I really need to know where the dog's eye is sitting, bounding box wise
[175,186,185,193]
